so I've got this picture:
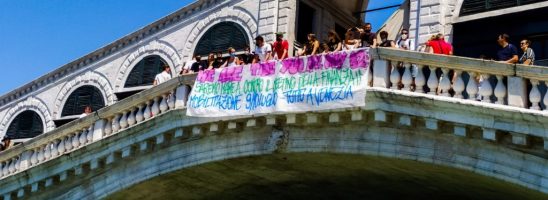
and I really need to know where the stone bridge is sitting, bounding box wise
[0,48,547,199]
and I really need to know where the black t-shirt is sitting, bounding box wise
[327,38,340,51]
[378,40,393,47]
[497,43,518,61]
[190,62,203,72]
[361,32,376,47]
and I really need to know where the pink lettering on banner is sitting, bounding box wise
[349,50,369,69]
[251,61,276,76]
[196,69,215,83]
[281,57,304,75]
[218,65,243,83]
[307,55,322,72]
[324,51,347,69]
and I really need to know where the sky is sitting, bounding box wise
[0,0,402,96]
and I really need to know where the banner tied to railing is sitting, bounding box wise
[186,48,370,117]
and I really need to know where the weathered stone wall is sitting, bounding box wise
[410,0,459,45]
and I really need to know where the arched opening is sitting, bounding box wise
[55,86,106,127]
[194,22,249,58]
[6,110,44,141]
[117,55,168,100]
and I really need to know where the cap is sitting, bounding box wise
[275,32,285,36]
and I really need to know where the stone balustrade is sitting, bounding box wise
[0,49,548,198]
[369,47,548,110]
[0,74,195,182]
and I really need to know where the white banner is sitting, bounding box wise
[186,48,370,117]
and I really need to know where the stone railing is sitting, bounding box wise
[1,47,547,182]
[369,47,548,111]
[0,75,195,181]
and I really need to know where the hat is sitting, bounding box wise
[275,32,285,36]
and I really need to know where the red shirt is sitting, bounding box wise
[272,40,289,59]
[427,40,452,55]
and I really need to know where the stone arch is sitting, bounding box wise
[53,70,115,119]
[115,40,181,90]
[182,7,258,60]
[0,97,55,138]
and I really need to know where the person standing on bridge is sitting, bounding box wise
[253,35,272,63]
[496,33,519,64]
[153,65,172,86]
[519,39,535,65]
[272,32,289,60]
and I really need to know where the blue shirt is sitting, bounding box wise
[497,43,518,61]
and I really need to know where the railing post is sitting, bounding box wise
[372,59,390,88]
[175,84,190,108]
[92,119,106,142]
[507,76,528,108]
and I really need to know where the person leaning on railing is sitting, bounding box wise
[519,39,535,65]
[153,65,172,86]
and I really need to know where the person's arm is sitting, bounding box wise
[311,41,320,55]
[409,40,416,51]
[265,46,272,61]
[390,41,396,48]
[506,55,518,64]
[153,80,158,86]
[372,38,377,48]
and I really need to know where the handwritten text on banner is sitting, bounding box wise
[186,48,370,117]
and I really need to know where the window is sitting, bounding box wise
[297,1,315,44]
[124,55,168,88]
[460,0,545,16]
[61,86,105,117]
[194,22,249,57]
[6,111,44,139]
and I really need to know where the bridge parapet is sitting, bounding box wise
[0,49,547,199]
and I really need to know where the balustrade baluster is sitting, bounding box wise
[120,111,128,129]
[112,114,121,133]
[415,65,425,93]
[79,129,87,144]
[104,117,113,135]
[37,147,45,162]
[438,68,451,97]
[8,159,15,173]
[1,162,7,176]
[427,66,439,95]
[152,96,160,116]
[71,133,80,149]
[494,75,506,105]
[466,72,478,100]
[543,82,548,111]
[127,108,136,126]
[479,74,493,103]
[44,143,52,159]
[402,63,412,91]
[160,94,168,113]
[136,104,145,122]
[57,138,65,154]
[144,101,152,119]
[367,65,373,87]
[30,150,38,166]
[389,64,401,89]
[529,79,541,110]
[168,90,176,109]
[453,70,465,98]
[65,136,73,151]
[86,125,93,142]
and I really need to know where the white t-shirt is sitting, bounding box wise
[182,60,195,72]
[154,71,172,85]
[254,44,272,62]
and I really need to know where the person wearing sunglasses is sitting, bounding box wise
[519,39,535,65]
[396,29,415,51]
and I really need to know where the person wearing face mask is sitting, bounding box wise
[377,31,395,47]
[396,29,415,51]
[272,32,289,60]
[223,47,240,67]
[360,23,377,47]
